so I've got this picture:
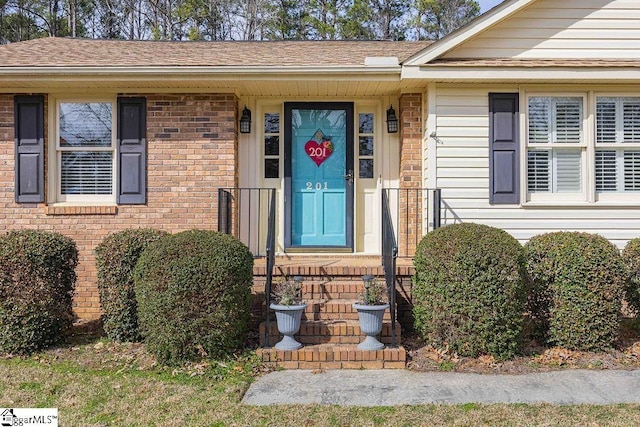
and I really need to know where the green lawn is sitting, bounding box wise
[1,341,639,426]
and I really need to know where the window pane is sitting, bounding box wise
[359,159,373,178]
[527,150,549,192]
[265,136,279,156]
[59,102,112,147]
[623,100,640,143]
[555,98,582,144]
[61,152,113,195]
[596,98,616,144]
[265,113,279,134]
[359,113,374,134]
[528,98,549,144]
[265,159,279,178]
[359,136,374,156]
[555,149,582,192]
[624,150,640,191]
[595,150,617,192]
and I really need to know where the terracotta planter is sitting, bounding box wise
[270,303,307,350]
[353,303,389,350]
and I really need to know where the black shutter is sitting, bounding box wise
[14,95,44,203]
[117,97,146,204]
[489,93,520,204]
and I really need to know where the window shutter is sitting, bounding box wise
[554,98,582,144]
[489,93,520,204]
[623,99,640,143]
[117,97,146,204]
[14,95,44,203]
[596,98,616,144]
[624,150,640,191]
[595,150,617,192]
[527,150,549,193]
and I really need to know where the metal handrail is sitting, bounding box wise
[381,190,398,347]
[263,189,276,348]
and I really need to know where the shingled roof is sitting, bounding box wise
[0,37,432,68]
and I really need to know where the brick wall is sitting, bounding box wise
[0,93,239,319]
[398,93,423,257]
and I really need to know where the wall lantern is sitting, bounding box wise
[239,106,252,134]
[386,105,398,133]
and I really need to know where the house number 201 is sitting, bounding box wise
[305,182,328,190]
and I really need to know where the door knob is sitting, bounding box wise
[344,170,354,184]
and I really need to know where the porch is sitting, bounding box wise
[218,187,442,369]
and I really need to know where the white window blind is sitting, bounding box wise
[61,152,113,195]
[527,150,549,192]
[596,98,617,144]
[554,150,582,192]
[555,99,582,144]
[528,98,549,144]
[623,100,640,143]
[595,150,617,192]
[624,151,640,191]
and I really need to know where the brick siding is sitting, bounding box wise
[0,93,239,319]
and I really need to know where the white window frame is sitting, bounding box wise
[595,95,640,203]
[524,93,588,203]
[52,98,117,204]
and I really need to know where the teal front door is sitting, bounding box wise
[285,103,354,250]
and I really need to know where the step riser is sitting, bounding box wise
[257,345,406,369]
[259,322,401,346]
[253,282,386,302]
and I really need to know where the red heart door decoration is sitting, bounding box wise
[305,140,333,166]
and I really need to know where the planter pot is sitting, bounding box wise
[353,303,389,350]
[270,303,307,350]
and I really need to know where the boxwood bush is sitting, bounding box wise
[413,223,526,360]
[622,238,640,315]
[525,232,625,351]
[95,228,168,342]
[0,230,78,354]
[134,229,253,365]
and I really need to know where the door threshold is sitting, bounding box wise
[285,247,353,254]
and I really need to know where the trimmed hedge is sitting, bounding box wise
[525,232,625,351]
[413,223,526,360]
[622,238,640,315]
[0,230,78,354]
[134,229,253,365]
[95,228,168,342]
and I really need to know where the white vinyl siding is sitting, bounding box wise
[443,0,640,59]
[428,84,640,250]
[56,101,116,203]
[595,97,640,193]
[526,97,583,195]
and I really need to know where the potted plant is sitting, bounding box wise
[353,275,389,350]
[270,276,307,350]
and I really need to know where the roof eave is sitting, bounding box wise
[404,0,538,66]
[402,66,640,82]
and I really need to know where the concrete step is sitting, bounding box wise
[259,319,401,347]
[257,344,406,369]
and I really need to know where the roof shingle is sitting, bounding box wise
[0,37,432,68]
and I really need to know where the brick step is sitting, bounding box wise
[259,320,401,346]
[257,344,406,369]
[253,280,387,301]
[302,300,392,321]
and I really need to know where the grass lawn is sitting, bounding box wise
[0,336,639,427]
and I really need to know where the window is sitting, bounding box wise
[57,101,116,203]
[595,97,640,193]
[264,112,280,179]
[45,96,146,206]
[358,112,374,179]
[527,97,584,196]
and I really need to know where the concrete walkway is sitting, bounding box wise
[242,369,640,406]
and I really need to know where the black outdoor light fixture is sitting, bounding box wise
[386,105,398,133]
[239,106,252,134]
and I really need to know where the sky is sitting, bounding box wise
[479,0,505,13]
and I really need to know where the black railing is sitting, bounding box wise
[382,188,442,258]
[381,190,398,347]
[216,188,276,257]
[263,189,277,348]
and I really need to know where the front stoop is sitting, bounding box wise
[253,257,412,370]
[257,344,407,369]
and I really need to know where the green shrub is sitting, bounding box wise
[525,232,625,351]
[134,229,253,365]
[0,230,78,354]
[95,228,168,342]
[413,223,526,360]
[622,238,640,315]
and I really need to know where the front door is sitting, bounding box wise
[285,103,354,250]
